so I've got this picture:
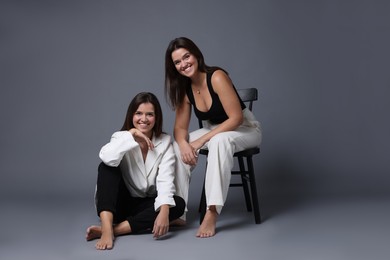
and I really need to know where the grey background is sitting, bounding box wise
[1,1,390,259]
[1,0,389,201]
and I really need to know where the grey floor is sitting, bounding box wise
[1,191,389,260]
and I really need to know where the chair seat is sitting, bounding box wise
[199,147,260,157]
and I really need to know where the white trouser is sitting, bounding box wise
[173,109,262,219]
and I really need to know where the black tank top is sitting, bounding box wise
[186,69,246,124]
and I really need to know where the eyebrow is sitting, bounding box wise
[173,52,190,63]
[136,110,155,113]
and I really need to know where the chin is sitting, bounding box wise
[182,72,194,78]
[141,130,153,136]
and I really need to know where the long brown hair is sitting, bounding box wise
[164,37,223,109]
[120,92,163,137]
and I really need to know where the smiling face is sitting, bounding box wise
[171,48,199,78]
[132,102,156,138]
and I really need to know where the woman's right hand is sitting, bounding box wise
[179,142,198,166]
[129,128,154,150]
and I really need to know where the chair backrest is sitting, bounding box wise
[236,88,258,111]
[198,88,258,128]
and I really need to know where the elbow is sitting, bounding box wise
[100,159,119,167]
[233,113,244,128]
[238,113,244,125]
[99,153,120,167]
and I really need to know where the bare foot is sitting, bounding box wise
[170,218,187,227]
[95,226,114,250]
[86,225,114,250]
[86,225,102,241]
[196,209,217,238]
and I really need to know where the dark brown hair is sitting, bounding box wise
[164,37,223,109]
[120,92,163,137]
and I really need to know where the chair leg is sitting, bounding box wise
[237,156,252,212]
[198,154,261,224]
[247,156,261,224]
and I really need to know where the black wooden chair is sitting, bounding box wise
[198,88,261,224]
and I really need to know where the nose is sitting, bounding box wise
[180,58,190,69]
[179,60,185,69]
[141,114,148,121]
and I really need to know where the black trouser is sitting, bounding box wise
[95,162,185,233]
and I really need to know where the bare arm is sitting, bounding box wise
[173,95,198,166]
[152,204,169,239]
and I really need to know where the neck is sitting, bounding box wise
[190,71,206,86]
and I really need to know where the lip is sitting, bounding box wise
[136,122,150,128]
[181,66,193,76]
[182,64,191,71]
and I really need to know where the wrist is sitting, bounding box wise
[159,205,169,213]
[177,140,189,148]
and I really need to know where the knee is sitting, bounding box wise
[174,196,186,214]
[208,133,234,150]
[98,162,106,173]
[172,141,181,154]
[98,162,120,175]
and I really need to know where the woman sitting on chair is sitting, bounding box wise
[164,37,262,238]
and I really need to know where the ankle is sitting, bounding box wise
[207,206,218,214]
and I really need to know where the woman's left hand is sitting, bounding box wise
[152,206,169,239]
[190,139,205,153]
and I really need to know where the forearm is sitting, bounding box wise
[159,204,170,215]
[99,131,137,166]
[173,127,189,146]
[196,117,243,145]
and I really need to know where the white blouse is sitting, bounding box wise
[99,131,176,211]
